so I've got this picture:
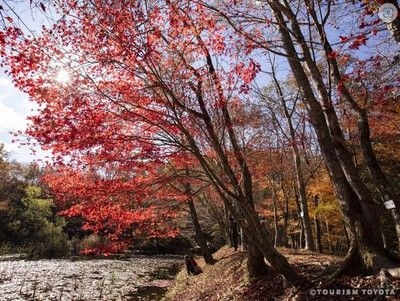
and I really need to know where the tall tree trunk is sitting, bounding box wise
[305,0,400,250]
[271,185,286,247]
[293,148,314,250]
[225,206,232,244]
[325,215,332,253]
[294,187,305,249]
[230,199,302,284]
[282,197,289,247]
[272,71,315,251]
[357,111,400,251]
[269,2,395,276]
[273,193,279,247]
[200,195,229,248]
[299,217,305,249]
[186,184,215,265]
[314,195,323,253]
[240,227,245,251]
[176,49,304,284]
[231,209,270,280]
[182,133,303,285]
[246,232,272,280]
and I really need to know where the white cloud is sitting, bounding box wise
[0,76,31,133]
[0,77,11,87]
[3,141,19,153]
[0,100,28,132]
[0,75,46,163]
[3,141,50,164]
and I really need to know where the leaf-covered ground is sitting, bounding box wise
[163,246,400,301]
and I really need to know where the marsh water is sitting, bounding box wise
[0,256,181,300]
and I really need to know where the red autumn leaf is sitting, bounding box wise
[349,34,368,49]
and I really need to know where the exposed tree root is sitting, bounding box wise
[329,246,400,280]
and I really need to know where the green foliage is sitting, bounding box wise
[28,220,72,258]
[4,185,72,258]
[0,242,14,255]
[0,146,73,258]
[9,186,52,239]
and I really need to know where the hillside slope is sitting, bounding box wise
[162,246,400,301]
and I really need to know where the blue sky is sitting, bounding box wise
[0,73,49,162]
[0,1,397,163]
[0,1,54,163]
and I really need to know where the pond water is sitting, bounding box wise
[0,256,182,301]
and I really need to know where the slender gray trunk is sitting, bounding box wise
[305,0,400,250]
[272,72,315,251]
[314,195,323,253]
[269,1,391,276]
[186,184,215,265]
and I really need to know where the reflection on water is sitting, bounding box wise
[0,256,182,300]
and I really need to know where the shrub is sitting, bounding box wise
[79,234,102,252]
